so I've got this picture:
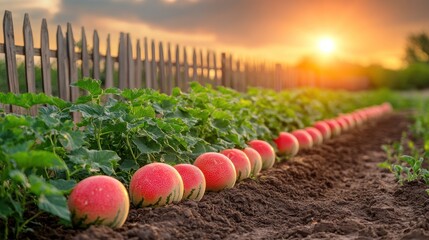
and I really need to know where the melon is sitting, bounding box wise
[194,152,236,192]
[174,164,206,201]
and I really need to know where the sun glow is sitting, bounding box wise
[318,37,335,54]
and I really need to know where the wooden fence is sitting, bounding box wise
[0,10,288,114]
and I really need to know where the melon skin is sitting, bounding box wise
[326,119,341,137]
[68,175,129,229]
[304,127,323,146]
[221,149,251,182]
[313,121,332,140]
[291,130,313,149]
[336,117,349,132]
[343,115,356,129]
[174,164,206,201]
[248,140,276,170]
[274,132,299,157]
[129,163,184,208]
[194,152,236,192]
[243,147,263,178]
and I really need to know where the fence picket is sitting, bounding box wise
[3,11,20,113]
[144,37,151,88]
[135,39,142,88]
[23,14,36,93]
[199,49,203,82]
[118,32,127,89]
[167,43,173,93]
[105,34,113,88]
[92,30,100,80]
[23,14,37,115]
[175,44,180,90]
[81,27,90,78]
[183,47,189,90]
[192,48,197,82]
[151,39,157,90]
[213,52,219,86]
[206,50,211,84]
[66,23,78,102]
[159,41,166,93]
[40,19,52,95]
[127,34,134,88]
[56,25,69,100]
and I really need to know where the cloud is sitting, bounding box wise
[4,0,429,68]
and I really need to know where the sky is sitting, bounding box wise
[2,0,429,69]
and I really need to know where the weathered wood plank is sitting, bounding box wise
[57,25,69,100]
[206,50,211,84]
[23,14,36,93]
[105,34,113,88]
[175,44,180,90]
[200,49,204,82]
[3,11,20,113]
[3,11,19,94]
[23,14,37,115]
[92,30,100,80]
[66,23,80,121]
[158,41,166,93]
[135,39,142,89]
[244,62,250,90]
[192,48,197,82]
[151,39,157,90]
[213,52,218,86]
[67,23,78,102]
[144,37,151,88]
[228,54,233,89]
[183,47,189,90]
[127,34,134,88]
[40,18,52,95]
[81,27,90,78]
[118,32,127,89]
[166,43,173,94]
[221,53,226,87]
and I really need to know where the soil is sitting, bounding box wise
[26,113,429,240]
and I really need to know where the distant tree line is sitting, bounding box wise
[368,32,429,90]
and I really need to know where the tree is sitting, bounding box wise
[405,33,429,64]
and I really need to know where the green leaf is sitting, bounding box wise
[0,198,14,219]
[29,175,63,196]
[49,179,76,193]
[131,105,156,118]
[59,131,86,151]
[38,194,70,221]
[69,149,121,175]
[70,104,104,118]
[71,78,103,96]
[119,158,140,171]
[11,150,67,170]
[0,92,70,109]
[9,170,29,187]
[133,137,162,154]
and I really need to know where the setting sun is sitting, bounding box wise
[318,37,335,54]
